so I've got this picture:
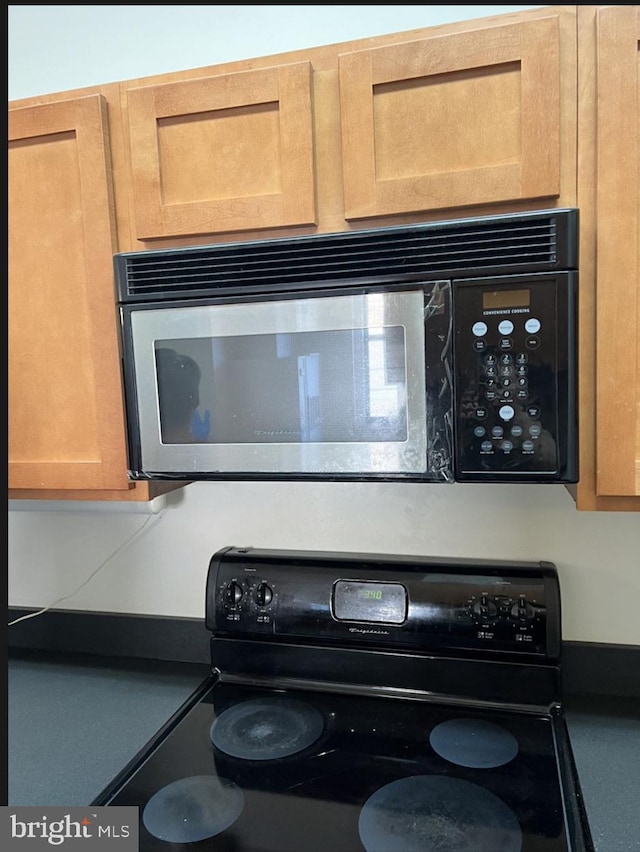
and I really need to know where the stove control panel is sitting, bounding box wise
[207,547,561,659]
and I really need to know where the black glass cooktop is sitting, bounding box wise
[100,678,579,852]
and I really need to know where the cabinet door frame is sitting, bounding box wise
[594,5,640,498]
[9,94,132,491]
[339,15,562,221]
[126,61,316,240]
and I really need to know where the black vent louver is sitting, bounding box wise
[116,209,578,303]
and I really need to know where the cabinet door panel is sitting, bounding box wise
[8,95,131,491]
[339,16,562,220]
[127,62,316,239]
[595,5,640,497]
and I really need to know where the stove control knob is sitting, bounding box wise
[471,594,497,620]
[511,598,535,620]
[255,582,273,606]
[225,581,243,605]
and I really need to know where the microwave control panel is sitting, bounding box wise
[453,273,577,482]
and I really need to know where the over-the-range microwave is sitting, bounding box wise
[114,208,578,484]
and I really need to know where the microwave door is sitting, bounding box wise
[127,290,429,477]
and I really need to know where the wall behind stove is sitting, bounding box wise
[8,5,640,647]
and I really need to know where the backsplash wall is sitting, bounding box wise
[8,5,640,647]
[8,481,640,645]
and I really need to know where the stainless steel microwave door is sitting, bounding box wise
[129,290,428,475]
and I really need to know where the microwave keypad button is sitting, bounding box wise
[485,366,497,378]
[516,389,528,401]
[516,365,527,377]
[501,440,514,452]
[500,378,512,388]
[529,424,542,439]
[474,426,486,438]
[499,366,513,377]
[516,353,528,365]
[491,426,504,438]
[510,425,524,438]
[500,389,513,400]
[484,354,497,366]
[480,441,493,453]
[473,338,487,352]
[522,440,535,453]
[498,405,515,421]
[527,405,541,419]
[525,318,541,334]
[499,354,513,366]
[485,389,498,401]
[498,319,514,335]
[525,335,540,349]
[473,321,488,337]
[475,407,488,420]
[499,338,513,350]
[517,376,528,387]
[485,378,496,387]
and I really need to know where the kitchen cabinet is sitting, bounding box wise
[124,61,316,241]
[116,6,577,252]
[572,4,640,510]
[8,91,186,502]
[338,13,571,221]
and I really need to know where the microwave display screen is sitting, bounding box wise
[154,327,408,446]
[482,289,530,310]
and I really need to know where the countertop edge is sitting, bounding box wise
[8,606,640,699]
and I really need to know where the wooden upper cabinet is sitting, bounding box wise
[8,94,134,492]
[594,5,640,498]
[125,61,317,241]
[338,15,565,221]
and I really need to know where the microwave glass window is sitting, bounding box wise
[482,289,530,310]
[154,326,408,446]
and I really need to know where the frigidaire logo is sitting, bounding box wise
[1,807,138,849]
[349,627,390,635]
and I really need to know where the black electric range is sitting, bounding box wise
[94,547,593,852]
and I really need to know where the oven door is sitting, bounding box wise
[120,285,452,480]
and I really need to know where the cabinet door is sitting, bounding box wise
[8,95,132,492]
[339,14,565,221]
[126,62,316,240]
[595,5,640,498]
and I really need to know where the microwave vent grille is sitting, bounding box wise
[117,209,577,302]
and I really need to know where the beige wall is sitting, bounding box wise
[8,480,640,645]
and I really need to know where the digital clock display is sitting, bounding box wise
[333,580,407,624]
[482,288,530,309]
[362,588,383,601]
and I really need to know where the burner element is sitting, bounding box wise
[142,774,244,843]
[358,775,522,852]
[429,718,519,768]
[210,696,324,760]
